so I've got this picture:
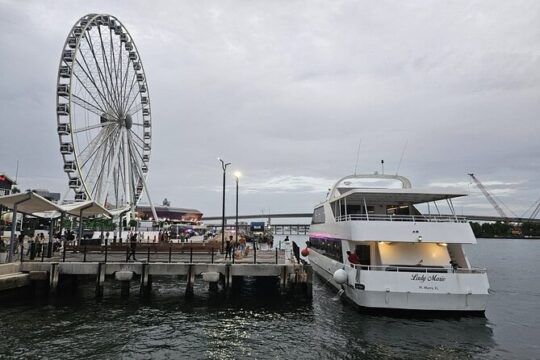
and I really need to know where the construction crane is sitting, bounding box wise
[468,173,522,235]
[468,173,510,221]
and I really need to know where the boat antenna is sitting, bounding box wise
[353,140,362,175]
[395,140,408,175]
[15,159,19,183]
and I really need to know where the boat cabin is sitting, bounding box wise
[309,174,474,272]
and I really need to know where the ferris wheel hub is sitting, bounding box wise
[123,114,133,129]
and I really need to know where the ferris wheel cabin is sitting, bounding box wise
[57,103,69,116]
[57,123,71,135]
[74,191,87,202]
[63,161,76,173]
[60,143,74,155]
[68,177,82,189]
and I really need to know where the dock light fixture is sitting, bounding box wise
[218,158,231,254]
[234,171,241,248]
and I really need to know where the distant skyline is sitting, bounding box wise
[1,1,539,218]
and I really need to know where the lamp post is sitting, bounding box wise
[218,158,231,254]
[234,171,241,248]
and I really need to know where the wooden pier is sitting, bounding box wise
[0,245,312,300]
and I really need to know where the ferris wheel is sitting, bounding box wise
[56,14,152,213]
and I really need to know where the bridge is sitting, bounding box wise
[202,213,540,224]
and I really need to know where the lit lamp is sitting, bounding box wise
[234,171,241,248]
[218,158,231,254]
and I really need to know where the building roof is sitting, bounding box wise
[0,173,16,185]
[137,205,203,214]
[61,201,112,218]
[0,192,61,216]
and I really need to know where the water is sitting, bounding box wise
[0,237,538,359]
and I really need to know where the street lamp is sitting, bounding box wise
[234,171,241,248]
[218,158,231,254]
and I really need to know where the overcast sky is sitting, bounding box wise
[1,0,539,219]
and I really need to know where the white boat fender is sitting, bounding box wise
[333,269,348,284]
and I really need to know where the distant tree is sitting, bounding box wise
[163,198,171,207]
[11,187,20,194]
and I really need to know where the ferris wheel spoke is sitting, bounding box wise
[89,132,119,199]
[82,35,113,109]
[75,57,116,115]
[127,136,145,202]
[117,136,128,204]
[80,125,120,169]
[84,31,118,112]
[122,71,138,112]
[76,127,108,161]
[128,129,146,150]
[70,93,107,117]
[126,132,144,162]
[117,39,125,110]
[83,130,119,200]
[97,26,121,112]
[127,132,145,162]
[73,121,116,134]
[126,91,142,115]
[72,62,111,113]
[109,28,121,110]
[128,103,143,116]
[119,54,132,111]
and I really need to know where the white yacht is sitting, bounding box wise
[307,174,489,313]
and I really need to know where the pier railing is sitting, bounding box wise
[13,241,287,265]
[351,263,487,274]
[335,214,467,223]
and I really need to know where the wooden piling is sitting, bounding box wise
[185,264,194,297]
[95,262,106,298]
[49,262,60,295]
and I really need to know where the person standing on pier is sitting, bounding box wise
[128,233,138,261]
[225,237,233,260]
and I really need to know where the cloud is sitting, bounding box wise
[0,0,539,217]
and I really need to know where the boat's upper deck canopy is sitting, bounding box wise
[324,174,467,206]
[335,188,467,206]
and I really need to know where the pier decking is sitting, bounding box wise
[0,245,312,300]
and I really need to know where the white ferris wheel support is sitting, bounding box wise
[56,13,158,221]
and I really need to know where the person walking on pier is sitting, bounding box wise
[128,233,138,261]
[225,237,233,260]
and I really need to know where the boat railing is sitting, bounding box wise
[335,214,467,223]
[351,263,487,274]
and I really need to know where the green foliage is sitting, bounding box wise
[470,221,540,238]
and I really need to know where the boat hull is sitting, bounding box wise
[310,250,489,313]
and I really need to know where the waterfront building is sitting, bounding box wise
[136,205,203,222]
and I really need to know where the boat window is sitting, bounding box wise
[342,204,366,215]
[311,206,325,224]
[386,205,421,216]
[308,237,342,262]
[355,245,370,265]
